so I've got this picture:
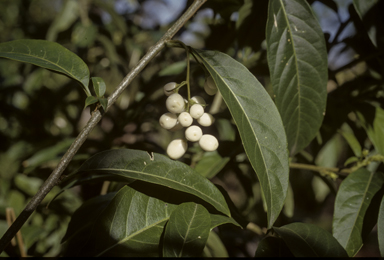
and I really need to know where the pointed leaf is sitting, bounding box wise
[266,0,328,155]
[209,213,241,229]
[163,202,210,257]
[357,106,384,156]
[192,49,289,228]
[75,149,230,216]
[84,96,98,109]
[203,231,228,257]
[0,39,90,95]
[353,0,380,48]
[339,126,362,157]
[91,77,106,98]
[274,223,348,257]
[378,194,384,257]
[332,168,384,256]
[98,97,108,111]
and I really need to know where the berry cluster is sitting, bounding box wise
[159,78,219,159]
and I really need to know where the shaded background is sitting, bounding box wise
[0,0,383,256]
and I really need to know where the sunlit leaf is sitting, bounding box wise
[192,49,289,228]
[274,222,348,257]
[0,39,90,96]
[163,202,210,257]
[75,149,230,216]
[266,0,328,155]
[333,168,384,256]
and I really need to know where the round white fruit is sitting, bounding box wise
[185,125,203,142]
[190,104,204,119]
[204,76,218,96]
[178,112,193,127]
[163,82,177,96]
[191,95,206,105]
[197,113,215,127]
[166,93,185,114]
[159,112,178,129]
[199,134,219,151]
[167,139,188,159]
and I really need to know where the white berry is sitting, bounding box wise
[167,139,188,159]
[166,93,185,113]
[178,112,193,127]
[185,125,203,142]
[197,113,215,127]
[190,104,204,119]
[159,112,178,129]
[163,82,177,96]
[204,76,218,96]
[199,134,219,151]
[191,96,206,105]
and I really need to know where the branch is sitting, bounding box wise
[0,0,207,253]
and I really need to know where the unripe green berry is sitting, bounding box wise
[167,139,188,159]
[199,134,219,151]
[159,112,177,129]
[191,95,206,105]
[185,125,203,142]
[163,82,177,96]
[166,93,185,113]
[204,76,218,96]
[197,113,215,127]
[190,104,204,119]
[178,112,193,127]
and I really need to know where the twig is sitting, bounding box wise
[0,0,207,253]
[289,162,352,177]
[5,208,26,257]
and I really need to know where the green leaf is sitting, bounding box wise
[378,195,384,257]
[203,231,228,257]
[91,77,106,98]
[0,39,90,96]
[46,0,79,41]
[353,0,380,48]
[163,202,211,257]
[75,149,230,216]
[84,96,98,109]
[357,106,384,156]
[98,97,108,111]
[65,186,178,256]
[255,236,293,257]
[274,223,348,257]
[209,213,241,229]
[192,49,289,228]
[194,151,230,179]
[332,168,384,256]
[266,0,328,155]
[158,60,186,76]
[339,123,362,157]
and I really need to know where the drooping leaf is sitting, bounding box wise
[274,223,348,257]
[163,202,211,257]
[255,236,294,257]
[192,49,289,228]
[209,213,241,229]
[332,168,384,256]
[378,195,384,257]
[91,77,106,98]
[352,0,382,48]
[266,0,328,156]
[75,149,230,216]
[0,39,90,96]
[194,151,230,179]
[357,106,384,156]
[339,124,362,157]
[64,186,178,257]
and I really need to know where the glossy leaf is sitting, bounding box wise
[209,213,241,229]
[64,186,178,256]
[378,195,384,257]
[92,77,106,98]
[75,149,230,216]
[163,203,210,257]
[274,223,348,257]
[266,0,328,155]
[194,151,230,179]
[357,106,384,156]
[193,49,289,228]
[255,236,293,257]
[0,39,90,96]
[333,168,384,256]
